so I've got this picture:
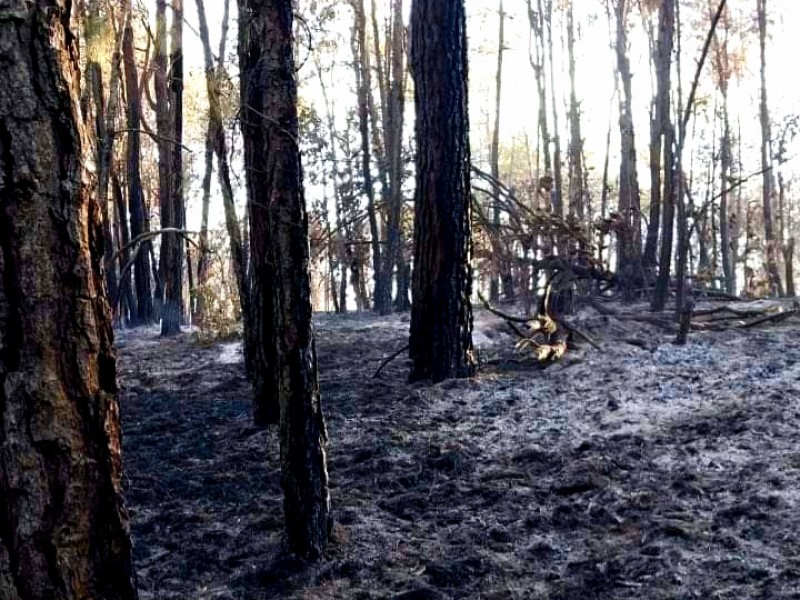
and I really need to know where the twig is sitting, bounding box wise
[372,344,409,379]
[477,291,530,323]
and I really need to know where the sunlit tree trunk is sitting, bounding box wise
[0,2,138,596]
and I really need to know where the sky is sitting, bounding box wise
[142,0,800,234]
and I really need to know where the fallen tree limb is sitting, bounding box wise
[372,344,409,379]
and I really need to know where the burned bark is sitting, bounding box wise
[238,0,331,558]
[0,2,138,597]
[409,0,476,382]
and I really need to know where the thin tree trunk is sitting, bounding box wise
[490,1,506,301]
[122,12,152,323]
[195,122,214,325]
[88,62,120,315]
[196,0,247,329]
[566,2,584,225]
[757,0,782,295]
[156,0,186,335]
[351,0,384,313]
[113,170,136,323]
[650,0,676,311]
[613,0,643,296]
[0,2,138,596]
[545,0,563,223]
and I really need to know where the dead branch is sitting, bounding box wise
[372,344,409,379]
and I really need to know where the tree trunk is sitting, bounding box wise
[113,171,136,324]
[351,0,384,313]
[195,123,214,325]
[566,2,584,226]
[650,0,676,311]
[545,0,562,224]
[122,12,152,324]
[718,78,734,292]
[613,0,643,295]
[156,0,186,336]
[0,2,138,597]
[88,61,120,315]
[489,1,506,302]
[237,0,331,558]
[409,0,476,383]
[643,0,674,272]
[756,0,782,295]
[381,0,408,313]
[240,2,279,424]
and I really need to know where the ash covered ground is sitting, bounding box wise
[118,304,800,599]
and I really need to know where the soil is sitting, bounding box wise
[118,303,800,600]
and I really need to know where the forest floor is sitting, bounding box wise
[118,301,800,600]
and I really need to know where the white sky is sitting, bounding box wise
[146,0,800,232]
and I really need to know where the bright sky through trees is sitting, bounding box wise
[153,0,798,234]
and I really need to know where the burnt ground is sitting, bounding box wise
[119,305,800,600]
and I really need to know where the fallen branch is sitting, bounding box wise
[739,309,799,329]
[372,344,409,379]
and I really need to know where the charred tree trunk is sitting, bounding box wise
[756,0,782,295]
[88,62,120,314]
[651,0,676,312]
[409,0,475,383]
[613,0,643,296]
[113,171,135,324]
[237,0,331,558]
[351,0,384,313]
[380,0,408,313]
[240,2,279,424]
[156,0,186,335]
[0,2,138,597]
[122,13,152,323]
[643,0,674,272]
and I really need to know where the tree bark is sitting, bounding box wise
[88,61,120,315]
[650,0,676,311]
[351,0,384,313]
[756,0,782,295]
[156,0,186,335]
[113,171,136,323]
[195,0,246,327]
[489,1,506,302]
[566,2,584,225]
[409,0,476,383]
[381,0,409,312]
[122,12,152,324]
[613,0,643,295]
[0,2,138,597]
[237,0,331,558]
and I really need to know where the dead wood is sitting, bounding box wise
[372,344,410,379]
